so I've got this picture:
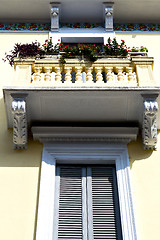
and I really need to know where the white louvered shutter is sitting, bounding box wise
[54,165,122,240]
[54,166,87,240]
[88,166,122,240]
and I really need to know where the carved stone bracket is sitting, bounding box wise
[104,2,114,32]
[50,3,60,32]
[11,96,27,149]
[142,95,159,150]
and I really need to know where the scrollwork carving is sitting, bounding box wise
[104,3,114,32]
[12,98,27,149]
[51,8,59,17]
[50,4,60,32]
[143,98,158,150]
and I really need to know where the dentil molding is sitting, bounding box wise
[32,126,138,144]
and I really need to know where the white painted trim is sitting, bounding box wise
[36,148,56,240]
[36,142,138,240]
[32,126,138,144]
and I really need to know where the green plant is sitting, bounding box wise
[140,46,148,52]
[59,43,101,64]
[41,37,60,54]
[131,46,148,52]
[3,41,41,66]
[103,38,128,57]
[130,47,139,52]
[3,37,149,66]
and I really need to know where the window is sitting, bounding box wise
[36,143,138,240]
[53,165,122,240]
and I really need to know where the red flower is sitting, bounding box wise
[127,25,134,29]
[150,27,155,31]
[18,24,25,29]
[0,24,4,28]
[139,25,147,30]
[73,23,80,28]
[29,24,37,29]
[84,23,91,28]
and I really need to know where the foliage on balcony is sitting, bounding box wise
[3,41,41,66]
[3,37,148,66]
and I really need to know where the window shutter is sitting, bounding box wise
[89,166,122,240]
[55,166,87,240]
[54,165,122,240]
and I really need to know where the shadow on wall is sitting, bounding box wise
[0,98,43,168]
[128,134,153,169]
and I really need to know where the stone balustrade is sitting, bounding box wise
[13,56,156,87]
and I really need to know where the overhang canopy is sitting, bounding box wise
[3,87,160,150]
[3,87,160,128]
[0,0,160,24]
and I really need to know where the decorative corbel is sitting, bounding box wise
[104,2,114,32]
[142,95,159,150]
[11,95,28,149]
[50,2,60,32]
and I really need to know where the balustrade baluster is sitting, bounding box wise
[64,67,72,84]
[85,67,93,85]
[44,67,52,82]
[54,67,62,84]
[104,67,114,84]
[33,66,42,81]
[116,67,125,84]
[75,67,82,84]
[94,67,103,85]
[126,67,136,86]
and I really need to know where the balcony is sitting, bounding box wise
[13,55,156,88]
[3,54,160,150]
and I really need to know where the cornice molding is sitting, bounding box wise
[1,23,160,32]
[32,126,138,144]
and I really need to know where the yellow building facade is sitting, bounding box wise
[1,13,160,240]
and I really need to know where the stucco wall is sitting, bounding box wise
[0,33,47,240]
[116,33,160,85]
[0,32,160,240]
[128,132,160,240]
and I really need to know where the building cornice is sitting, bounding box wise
[32,126,139,144]
[1,23,160,32]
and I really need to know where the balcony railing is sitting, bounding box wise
[13,55,156,87]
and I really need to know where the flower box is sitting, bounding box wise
[129,52,148,57]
